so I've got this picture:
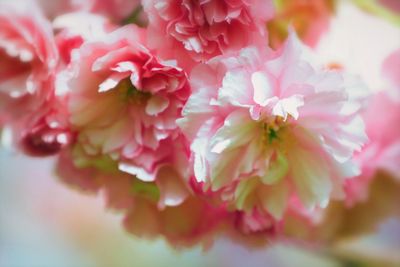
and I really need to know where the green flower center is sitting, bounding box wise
[117,78,151,104]
[262,116,285,145]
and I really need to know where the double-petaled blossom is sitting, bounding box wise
[1,0,397,248]
[178,32,367,223]
[63,25,192,207]
[0,2,58,115]
[143,0,274,68]
[0,2,73,156]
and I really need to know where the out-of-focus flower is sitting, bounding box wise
[306,173,400,243]
[178,32,367,224]
[143,0,274,68]
[234,208,281,236]
[345,49,400,205]
[63,25,191,207]
[19,97,73,157]
[0,2,58,112]
[53,12,116,65]
[56,148,228,248]
[268,0,336,49]
[0,2,73,156]
[382,49,400,100]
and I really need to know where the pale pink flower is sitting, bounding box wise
[345,50,400,205]
[178,32,367,221]
[382,49,400,100]
[64,25,191,206]
[143,0,274,68]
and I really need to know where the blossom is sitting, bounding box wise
[56,148,228,247]
[53,12,116,65]
[345,50,400,205]
[0,2,72,155]
[64,25,191,206]
[178,32,367,221]
[0,2,58,111]
[143,0,274,68]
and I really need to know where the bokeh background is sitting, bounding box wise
[1,1,399,267]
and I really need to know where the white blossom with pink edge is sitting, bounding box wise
[178,32,368,221]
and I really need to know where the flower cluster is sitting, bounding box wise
[1,0,399,247]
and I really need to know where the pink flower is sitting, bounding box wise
[143,0,274,68]
[18,96,73,157]
[345,50,400,205]
[64,25,191,206]
[53,12,116,65]
[0,2,58,110]
[0,2,72,156]
[178,32,367,221]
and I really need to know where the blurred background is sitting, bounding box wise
[1,1,399,267]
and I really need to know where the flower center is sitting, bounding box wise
[117,78,151,104]
[262,116,286,145]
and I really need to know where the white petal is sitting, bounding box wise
[156,166,189,209]
[289,147,332,210]
[98,73,127,92]
[272,95,304,120]
[118,163,156,182]
[251,71,273,105]
[111,61,136,73]
[219,70,253,106]
[259,181,289,219]
[210,110,256,153]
